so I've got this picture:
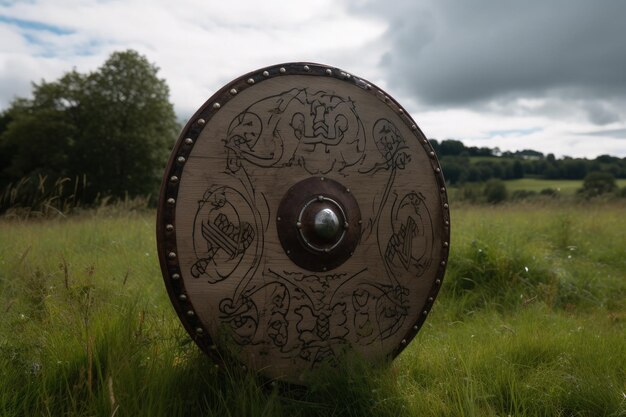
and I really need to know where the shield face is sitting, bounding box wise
[157,63,450,383]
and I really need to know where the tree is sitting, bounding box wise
[512,160,524,179]
[76,51,178,198]
[0,50,178,201]
[0,75,81,183]
[442,160,464,185]
[578,172,617,198]
[561,158,587,179]
[484,179,508,204]
[439,139,465,156]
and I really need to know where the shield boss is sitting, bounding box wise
[157,63,450,383]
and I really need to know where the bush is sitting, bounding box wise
[539,188,559,197]
[511,190,537,201]
[577,172,616,198]
[457,184,483,203]
[483,179,508,204]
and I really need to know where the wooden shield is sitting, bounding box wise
[157,63,450,383]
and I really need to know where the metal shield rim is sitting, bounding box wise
[155,62,451,374]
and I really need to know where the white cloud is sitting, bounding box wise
[0,0,624,157]
[413,106,626,158]
[0,0,387,116]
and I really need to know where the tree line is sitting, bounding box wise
[1,50,624,211]
[0,50,179,207]
[430,139,626,185]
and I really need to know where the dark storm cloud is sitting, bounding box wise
[348,1,626,108]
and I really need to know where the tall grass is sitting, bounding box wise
[0,175,87,217]
[0,175,153,219]
[0,202,624,416]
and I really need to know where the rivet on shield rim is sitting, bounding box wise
[187,310,194,317]
[171,273,180,280]
[196,327,203,334]
[428,297,434,302]
[212,102,220,109]
[440,187,446,192]
[167,198,175,205]
[177,156,186,163]
[401,339,406,345]
[325,69,332,75]
[247,78,255,84]
[303,65,310,71]
[197,118,205,126]
[429,151,435,157]
[411,124,417,130]
[413,325,418,330]
[230,88,237,95]
[441,261,446,266]
[279,67,286,73]
[444,203,449,209]
[262,71,269,77]
[184,138,193,145]
[179,294,187,301]
[165,224,174,232]
[423,310,428,315]
[170,176,179,183]
[168,251,176,259]
[435,167,441,173]
[444,242,449,247]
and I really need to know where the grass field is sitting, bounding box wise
[504,178,626,195]
[1,202,625,417]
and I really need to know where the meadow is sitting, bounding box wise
[1,201,624,417]
[504,178,626,195]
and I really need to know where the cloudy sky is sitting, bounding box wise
[1,0,625,157]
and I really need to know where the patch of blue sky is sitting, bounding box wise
[488,127,542,138]
[0,15,95,59]
[74,38,108,56]
[0,15,73,35]
[21,31,58,58]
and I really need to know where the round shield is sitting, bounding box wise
[157,63,450,383]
